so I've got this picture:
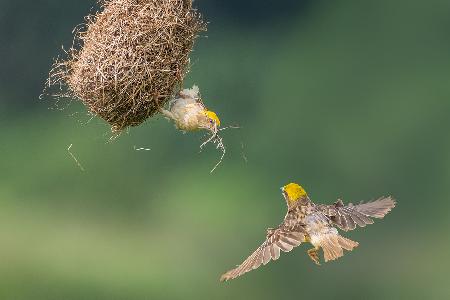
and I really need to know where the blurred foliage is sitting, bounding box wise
[1,0,450,299]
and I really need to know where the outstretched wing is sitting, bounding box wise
[220,227,305,282]
[318,196,396,231]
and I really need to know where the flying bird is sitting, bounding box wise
[220,183,396,282]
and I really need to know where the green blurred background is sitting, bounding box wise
[1,0,450,299]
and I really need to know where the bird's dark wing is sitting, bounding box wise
[317,196,396,231]
[220,226,305,282]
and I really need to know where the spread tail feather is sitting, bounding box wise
[321,235,359,262]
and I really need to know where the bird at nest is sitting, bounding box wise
[159,85,226,172]
[220,182,396,282]
[159,85,220,133]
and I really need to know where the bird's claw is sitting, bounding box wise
[307,247,321,266]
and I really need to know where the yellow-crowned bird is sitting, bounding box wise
[159,85,220,132]
[220,183,396,282]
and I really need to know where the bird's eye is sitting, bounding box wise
[209,119,214,123]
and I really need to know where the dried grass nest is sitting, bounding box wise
[48,0,206,131]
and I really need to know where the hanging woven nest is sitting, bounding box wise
[48,0,206,131]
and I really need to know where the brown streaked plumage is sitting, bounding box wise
[220,183,396,282]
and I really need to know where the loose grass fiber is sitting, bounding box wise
[48,0,206,131]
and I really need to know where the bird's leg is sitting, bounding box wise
[307,246,321,266]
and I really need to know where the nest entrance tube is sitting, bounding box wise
[48,0,206,131]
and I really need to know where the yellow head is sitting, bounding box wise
[281,183,308,206]
[204,110,221,127]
